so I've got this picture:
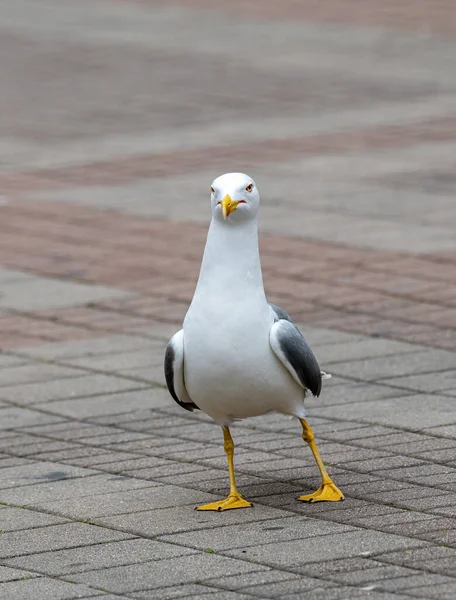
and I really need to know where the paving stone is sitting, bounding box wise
[300,557,386,578]
[70,555,261,593]
[21,335,160,361]
[0,566,40,582]
[96,503,293,537]
[313,394,456,430]
[417,528,456,546]
[328,350,456,381]
[0,522,132,559]
[5,538,195,576]
[377,546,456,572]
[0,577,102,599]
[0,363,85,388]
[406,582,456,599]
[353,513,454,535]
[0,473,156,506]
[39,388,167,418]
[226,530,427,568]
[203,568,298,591]
[131,584,222,600]
[374,572,456,592]
[0,507,69,532]
[0,408,63,429]
[33,485,216,519]
[286,587,414,600]
[1,375,148,405]
[323,564,417,585]
[0,462,98,489]
[238,574,337,597]
[0,457,34,469]
[159,516,354,551]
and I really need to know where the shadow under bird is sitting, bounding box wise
[164,172,344,511]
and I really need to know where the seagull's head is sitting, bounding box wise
[210,172,260,223]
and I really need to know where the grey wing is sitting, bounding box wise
[269,303,293,323]
[164,330,199,412]
[270,319,323,397]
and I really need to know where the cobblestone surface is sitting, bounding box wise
[1,0,456,598]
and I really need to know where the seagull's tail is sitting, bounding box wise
[320,371,332,380]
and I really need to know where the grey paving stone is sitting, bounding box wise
[353,512,451,533]
[33,485,216,519]
[64,350,162,373]
[66,452,146,469]
[0,275,131,312]
[376,545,456,571]
[373,572,456,592]
[70,555,261,593]
[423,425,456,440]
[96,502,292,537]
[21,335,159,361]
[300,557,385,578]
[39,388,168,419]
[0,474,155,506]
[379,463,456,481]
[18,422,116,439]
[11,440,82,458]
[238,574,337,597]
[159,517,354,551]
[226,530,427,568]
[0,354,30,369]
[131,584,219,600]
[182,593,263,600]
[324,564,417,585]
[0,577,101,599]
[0,522,132,559]
[203,568,298,591]
[417,528,456,546]
[286,587,413,600]
[381,492,456,511]
[0,462,98,490]
[314,338,419,364]
[312,394,456,430]
[0,566,40,582]
[327,350,456,381]
[1,375,148,405]
[0,363,86,388]
[0,457,34,469]
[406,582,456,599]
[0,407,63,429]
[417,447,456,463]
[0,507,69,532]
[5,538,195,576]
[343,454,424,473]
[387,437,456,455]
[387,370,456,394]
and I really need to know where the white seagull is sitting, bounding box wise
[165,173,344,511]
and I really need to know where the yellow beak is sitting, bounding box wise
[220,195,241,220]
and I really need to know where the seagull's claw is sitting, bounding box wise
[297,482,344,503]
[196,493,253,511]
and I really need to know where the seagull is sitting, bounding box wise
[164,172,344,511]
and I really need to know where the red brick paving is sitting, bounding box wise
[1,198,455,351]
[128,0,456,37]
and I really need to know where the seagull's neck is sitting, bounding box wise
[194,217,266,299]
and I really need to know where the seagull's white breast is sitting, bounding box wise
[183,299,304,425]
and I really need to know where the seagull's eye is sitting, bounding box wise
[210,186,215,194]
[245,183,253,192]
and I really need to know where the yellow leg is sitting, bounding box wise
[297,419,344,503]
[196,427,253,511]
